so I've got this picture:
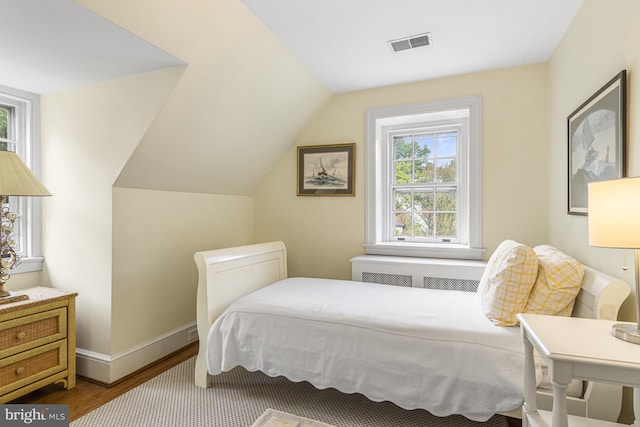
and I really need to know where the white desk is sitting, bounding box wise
[518,313,640,427]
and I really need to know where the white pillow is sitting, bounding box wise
[524,245,584,316]
[477,240,538,326]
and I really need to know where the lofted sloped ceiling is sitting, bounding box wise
[77,0,332,196]
[0,0,185,94]
[4,0,582,197]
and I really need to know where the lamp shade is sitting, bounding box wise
[588,177,640,249]
[0,151,50,196]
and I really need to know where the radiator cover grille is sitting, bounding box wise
[360,272,479,292]
[352,255,486,293]
[422,276,479,292]
[362,272,412,287]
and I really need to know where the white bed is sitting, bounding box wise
[194,241,630,422]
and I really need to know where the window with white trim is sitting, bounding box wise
[364,97,483,260]
[0,84,44,273]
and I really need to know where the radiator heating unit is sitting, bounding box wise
[351,255,487,292]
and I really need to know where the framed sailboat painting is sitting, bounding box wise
[568,70,626,215]
[297,143,355,196]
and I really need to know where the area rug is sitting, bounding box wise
[70,357,510,427]
[252,409,338,427]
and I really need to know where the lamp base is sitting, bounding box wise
[612,323,640,345]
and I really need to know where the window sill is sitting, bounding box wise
[363,242,484,260]
[11,257,44,274]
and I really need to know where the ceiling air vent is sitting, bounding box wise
[388,32,432,53]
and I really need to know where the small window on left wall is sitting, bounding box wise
[0,84,44,273]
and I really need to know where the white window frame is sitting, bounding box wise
[364,96,483,260]
[0,84,44,273]
[387,121,465,244]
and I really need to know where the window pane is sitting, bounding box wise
[437,132,457,156]
[436,187,457,211]
[394,189,412,210]
[394,212,412,236]
[413,190,433,211]
[414,133,434,158]
[414,160,433,183]
[393,136,413,159]
[436,213,457,237]
[385,120,465,243]
[394,161,412,184]
[0,106,9,140]
[414,212,433,237]
[436,158,456,182]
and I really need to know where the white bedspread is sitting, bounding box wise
[206,277,525,421]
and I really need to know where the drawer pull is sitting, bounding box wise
[15,367,26,375]
[16,331,26,340]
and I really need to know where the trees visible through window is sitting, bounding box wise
[0,105,11,150]
[364,96,482,260]
[392,128,459,241]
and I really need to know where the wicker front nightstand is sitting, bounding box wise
[0,287,77,403]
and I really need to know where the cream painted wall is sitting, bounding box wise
[255,64,550,279]
[547,0,640,323]
[32,0,329,380]
[40,68,184,356]
[111,188,253,354]
[4,271,41,292]
[546,2,640,422]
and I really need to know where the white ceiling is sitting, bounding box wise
[240,0,584,93]
[1,0,583,95]
[0,0,184,94]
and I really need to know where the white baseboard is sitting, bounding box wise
[76,321,198,384]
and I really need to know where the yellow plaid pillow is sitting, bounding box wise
[524,245,584,316]
[477,240,538,326]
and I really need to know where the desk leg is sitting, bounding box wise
[522,338,537,427]
[550,362,571,427]
[634,387,640,427]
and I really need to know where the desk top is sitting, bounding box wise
[0,286,77,315]
[518,313,640,369]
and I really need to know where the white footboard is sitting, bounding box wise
[193,241,287,388]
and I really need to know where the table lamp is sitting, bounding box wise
[0,150,51,301]
[588,177,640,344]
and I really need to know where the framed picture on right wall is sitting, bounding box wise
[568,70,626,215]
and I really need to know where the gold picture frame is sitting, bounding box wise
[297,143,355,196]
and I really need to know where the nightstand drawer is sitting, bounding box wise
[0,308,67,358]
[0,340,67,396]
[0,288,76,403]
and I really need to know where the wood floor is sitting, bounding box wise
[11,343,198,422]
